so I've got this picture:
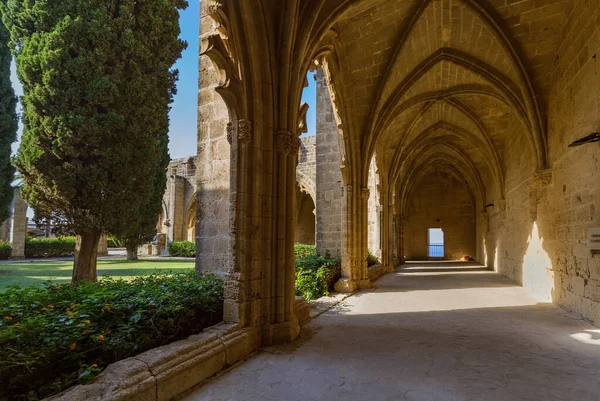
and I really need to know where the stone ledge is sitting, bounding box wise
[368,263,392,282]
[45,323,259,401]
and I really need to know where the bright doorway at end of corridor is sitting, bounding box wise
[428,228,444,259]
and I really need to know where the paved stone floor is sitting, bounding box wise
[182,262,600,401]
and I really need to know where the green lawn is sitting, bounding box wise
[0,258,194,291]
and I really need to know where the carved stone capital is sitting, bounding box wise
[207,0,224,15]
[361,187,370,200]
[275,131,293,154]
[534,169,553,187]
[238,119,251,143]
[346,185,353,196]
[226,122,234,145]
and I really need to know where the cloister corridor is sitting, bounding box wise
[183,262,600,401]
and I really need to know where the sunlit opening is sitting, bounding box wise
[522,221,553,302]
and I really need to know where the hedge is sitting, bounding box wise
[367,250,379,266]
[25,237,77,258]
[106,237,123,248]
[168,241,196,257]
[294,244,341,301]
[0,272,223,401]
[294,244,316,259]
[0,241,11,260]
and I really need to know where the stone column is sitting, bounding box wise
[315,69,343,257]
[335,185,371,292]
[9,188,27,259]
[166,172,185,244]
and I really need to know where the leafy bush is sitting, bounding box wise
[0,272,223,401]
[295,253,341,301]
[168,241,196,257]
[106,237,123,248]
[294,244,316,259]
[367,250,379,266]
[25,237,77,258]
[0,241,11,260]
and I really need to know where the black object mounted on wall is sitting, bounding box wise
[568,132,600,147]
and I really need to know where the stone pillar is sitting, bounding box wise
[9,188,27,259]
[166,172,186,244]
[335,185,371,292]
[315,69,343,257]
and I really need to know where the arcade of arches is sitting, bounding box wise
[197,0,600,352]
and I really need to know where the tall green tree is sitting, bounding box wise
[118,118,170,261]
[0,16,17,223]
[2,0,187,283]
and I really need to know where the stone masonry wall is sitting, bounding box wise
[538,0,600,323]
[315,69,343,258]
[196,5,231,274]
[297,136,316,203]
[485,1,600,324]
[405,171,476,261]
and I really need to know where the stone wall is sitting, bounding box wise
[315,69,343,258]
[484,1,600,324]
[405,171,476,261]
[159,157,197,246]
[297,136,316,202]
[367,158,381,259]
[295,183,316,245]
[196,7,231,274]
[9,188,27,259]
[537,0,600,320]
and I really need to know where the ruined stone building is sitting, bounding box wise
[196,0,600,348]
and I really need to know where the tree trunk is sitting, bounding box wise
[72,228,102,284]
[126,244,138,261]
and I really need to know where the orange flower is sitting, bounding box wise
[106,307,111,311]
[98,335,105,342]
[82,330,89,335]
[70,343,76,351]
[47,305,54,309]
[67,312,74,317]
[92,364,98,368]
[13,323,19,327]
[85,320,91,325]
[3,316,12,321]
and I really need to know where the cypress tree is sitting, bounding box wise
[0,16,17,223]
[1,0,187,282]
[118,117,170,261]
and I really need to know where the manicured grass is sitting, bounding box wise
[0,258,194,291]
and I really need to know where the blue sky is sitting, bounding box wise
[10,2,316,159]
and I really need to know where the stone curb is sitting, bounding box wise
[44,323,260,401]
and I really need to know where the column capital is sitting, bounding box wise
[238,119,252,143]
[275,130,293,154]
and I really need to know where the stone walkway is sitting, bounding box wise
[182,262,600,401]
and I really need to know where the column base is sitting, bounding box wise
[334,278,372,293]
[262,317,300,345]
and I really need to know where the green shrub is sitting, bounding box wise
[0,240,11,260]
[294,243,316,259]
[0,272,223,400]
[168,241,196,257]
[25,237,77,258]
[367,250,379,266]
[106,237,123,248]
[295,254,341,301]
